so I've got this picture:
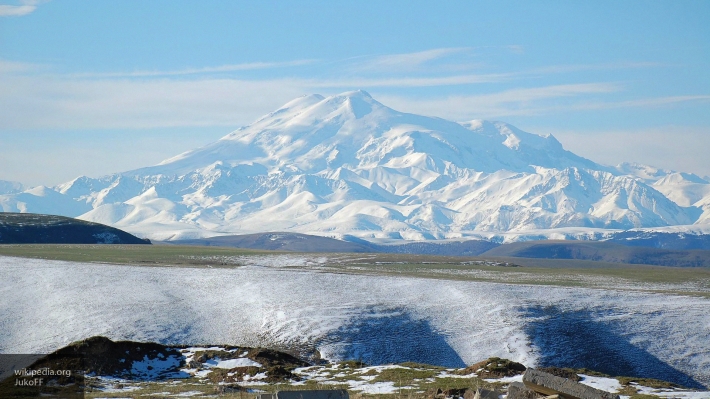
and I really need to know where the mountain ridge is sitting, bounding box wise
[0,212,151,244]
[1,90,708,241]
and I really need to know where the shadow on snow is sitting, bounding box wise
[521,305,705,389]
[323,307,465,368]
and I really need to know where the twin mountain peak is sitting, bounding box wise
[3,90,709,241]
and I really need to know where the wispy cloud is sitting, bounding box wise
[9,71,703,131]
[378,83,621,119]
[354,48,470,71]
[348,46,536,74]
[310,73,511,88]
[74,59,317,78]
[1,52,705,133]
[0,75,310,129]
[476,83,620,102]
[379,86,709,121]
[529,61,665,75]
[546,126,710,177]
[0,0,44,17]
[346,50,665,86]
[0,59,41,73]
[578,95,710,110]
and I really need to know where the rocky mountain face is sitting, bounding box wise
[1,91,707,241]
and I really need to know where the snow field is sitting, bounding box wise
[0,256,708,387]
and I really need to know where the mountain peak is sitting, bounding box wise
[8,90,702,240]
[317,90,384,115]
[273,91,377,115]
[135,91,608,177]
[338,89,373,99]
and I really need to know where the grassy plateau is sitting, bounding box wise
[1,244,709,297]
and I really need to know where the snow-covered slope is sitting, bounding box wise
[2,258,709,387]
[651,173,710,225]
[0,185,92,216]
[1,91,706,240]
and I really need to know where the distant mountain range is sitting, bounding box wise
[0,180,23,195]
[165,231,710,267]
[1,90,709,243]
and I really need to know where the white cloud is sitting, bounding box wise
[1,55,706,141]
[477,83,620,102]
[6,68,704,133]
[75,59,317,78]
[6,54,679,132]
[0,59,40,73]
[547,126,710,177]
[378,87,710,121]
[528,61,664,75]
[576,95,710,110]
[0,0,44,17]
[311,73,511,88]
[354,48,470,71]
[0,68,509,130]
[378,83,621,119]
[0,75,310,129]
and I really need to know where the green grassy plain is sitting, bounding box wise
[0,244,267,266]
[1,244,709,297]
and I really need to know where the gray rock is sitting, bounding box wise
[523,369,620,399]
[508,382,542,399]
[276,390,349,399]
[473,387,501,399]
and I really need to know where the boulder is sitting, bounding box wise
[508,382,542,399]
[523,369,620,399]
[537,367,581,382]
[472,387,501,399]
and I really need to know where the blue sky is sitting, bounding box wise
[1,0,709,186]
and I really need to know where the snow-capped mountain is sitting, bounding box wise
[0,180,23,195]
[1,90,707,240]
